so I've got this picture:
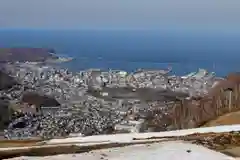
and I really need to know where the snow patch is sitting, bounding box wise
[5,141,234,160]
[46,125,240,145]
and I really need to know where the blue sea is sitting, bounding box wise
[0,29,240,76]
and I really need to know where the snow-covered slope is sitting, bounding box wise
[46,124,240,145]
[2,125,240,159]
[5,141,234,160]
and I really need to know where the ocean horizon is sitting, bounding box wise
[0,29,239,76]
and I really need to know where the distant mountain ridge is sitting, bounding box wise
[0,48,58,63]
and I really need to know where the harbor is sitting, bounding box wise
[0,61,239,140]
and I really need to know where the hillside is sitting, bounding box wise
[0,70,17,90]
[203,111,240,127]
[0,48,58,63]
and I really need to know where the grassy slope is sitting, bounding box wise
[203,111,240,127]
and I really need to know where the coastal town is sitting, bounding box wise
[0,60,223,139]
[2,1,240,158]
[0,48,239,159]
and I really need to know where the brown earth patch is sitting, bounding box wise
[203,111,240,127]
[0,139,42,148]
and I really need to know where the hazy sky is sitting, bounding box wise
[1,0,240,30]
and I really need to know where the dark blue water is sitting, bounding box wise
[0,29,239,76]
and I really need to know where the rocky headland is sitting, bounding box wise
[0,48,58,63]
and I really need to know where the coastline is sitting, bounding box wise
[45,57,74,64]
[0,52,239,159]
[0,48,239,143]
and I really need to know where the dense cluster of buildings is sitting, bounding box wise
[0,62,221,139]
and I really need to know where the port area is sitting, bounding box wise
[0,60,240,159]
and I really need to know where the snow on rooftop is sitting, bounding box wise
[5,141,234,160]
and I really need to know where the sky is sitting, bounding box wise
[0,0,240,31]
